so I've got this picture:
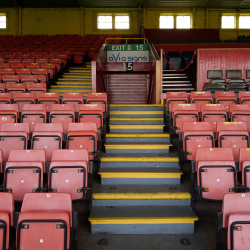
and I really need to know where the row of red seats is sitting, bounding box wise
[169,103,250,134]
[164,91,250,113]
[179,121,249,161]
[0,122,100,162]
[0,149,91,202]
[0,192,77,250]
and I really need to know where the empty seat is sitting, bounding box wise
[2,75,20,84]
[0,93,12,104]
[26,62,41,69]
[216,193,250,250]
[201,104,227,131]
[0,82,5,93]
[21,104,47,132]
[217,122,249,160]
[194,148,236,200]
[171,104,199,134]
[67,123,99,161]
[190,91,213,110]
[50,104,75,133]
[86,92,108,116]
[239,148,250,186]
[25,82,46,98]
[16,68,32,75]
[49,149,90,200]
[166,92,188,113]
[230,104,250,131]
[13,92,36,112]
[3,150,45,201]
[0,104,19,128]
[215,91,237,112]
[0,193,14,250]
[0,123,29,161]
[32,123,63,162]
[0,68,15,76]
[16,193,76,250]
[239,91,250,104]
[62,92,84,113]
[32,69,49,83]
[20,75,38,83]
[6,83,26,98]
[78,104,104,133]
[204,70,226,96]
[37,92,60,112]
[180,122,214,161]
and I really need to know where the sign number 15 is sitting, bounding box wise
[123,62,133,71]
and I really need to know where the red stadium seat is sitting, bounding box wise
[0,193,14,250]
[50,104,75,133]
[217,122,249,160]
[194,148,236,200]
[215,91,237,112]
[43,63,56,78]
[32,123,63,162]
[16,193,75,250]
[25,82,46,98]
[48,149,90,200]
[16,68,32,75]
[21,104,47,132]
[0,68,15,76]
[190,91,213,111]
[37,92,60,112]
[216,193,250,250]
[4,150,45,201]
[0,83,6,93]
[6,83,26,98]
[0,123,29,161]
[67,123,99,161]
[2,75,20,84]
[239,91,250,104]
[171,104,199,134]
[12,63,26,69]
[62,92,84,113]
[201,104,227,131]
[86,92,108,115]
[0,93,12,104]
[0,104,19,128]
[26,62,41,69]
[48,59,63,73]
[32,69,49,83]
[79,104,104,133]
[166,91,188,113]
[230,104,250,131]
[0,63,11,69]
[20,75,38,83]
[180,122,214,161]
[13,92,36,112]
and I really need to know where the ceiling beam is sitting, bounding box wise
[240,0,245,4]
[207,0,216,6]
[11,0,21,7]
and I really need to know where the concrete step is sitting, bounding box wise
[162,88,195,91]
[162,80,190,84]
[54,83,92,87]
[109,104,164,111]
[89,206,198,234]
[49,89,90,94]
[110,111,164,118]
[105,133,171,143]
[98,167,182,185]
[104,142,172,154]
[50,85,91,89]
[57,78,91,81]
[92,184,191,206]
[100,154,179,168]
[109,125,165,133]
[109,118,164,125]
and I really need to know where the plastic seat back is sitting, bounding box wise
[20,75,38,83]
[215,91,237,111]
[13,92,36,112]
[62,92,84,112]
[0,93,12,104]
[37,92,60,112]
[230,104,250,131]
[50,104,75,133]
[86,92,108,113]
[239,91,250,104]
[201,104,227,131]
[0,104,19,128]
[166,92,188,112]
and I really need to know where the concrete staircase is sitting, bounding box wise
[49,62,92,100]
[88,104,198,235]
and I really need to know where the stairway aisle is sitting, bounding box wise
[88,104,198,239]
[49,62,92,100]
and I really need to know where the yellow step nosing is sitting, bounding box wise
[110,118,164,121]
[50,85,91,89]
[93,192,191,200]
[98,172,182,178]
[104,144,172,149]
[110,104,163,107]
[106,134,170,138]
[101,157,179,162]
[55,82,91,84]
[89,217,199,225]
[59,78,91,81]
[109,125,165,129]
[110,111,164,115]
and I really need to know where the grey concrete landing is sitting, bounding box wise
[82,234,209,250]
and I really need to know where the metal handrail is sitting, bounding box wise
[105,37,148,44]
